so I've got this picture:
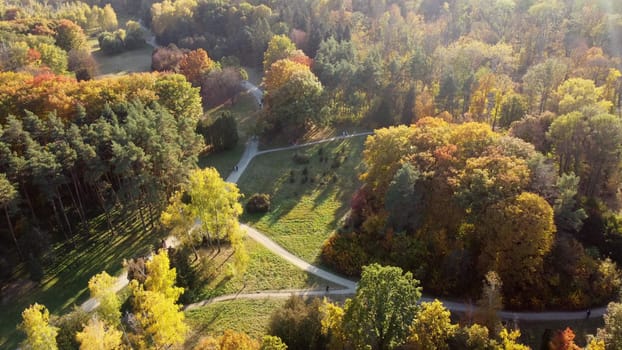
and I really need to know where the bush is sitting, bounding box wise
[268,296,327,350]
[246,193,271,213]
[321,232,368,277]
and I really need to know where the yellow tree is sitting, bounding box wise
[360,125,416,197]
[262,59,310,94]
[131,280,188,349]
[194,330,259,350]
[407,300,457,350]
[179,49,217,87]
[480,192,555,292]
[144,249,183,301]
[262,35,296,72]
[20,303,59,350]
[88,272,121,326]
[75,317,123,350]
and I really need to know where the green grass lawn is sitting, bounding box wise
[199,91,260,177]
[237,136,366,263]
[0,209,165,349]
[93,45,154,77]
[185,298,286,347]
[192,237,340,302]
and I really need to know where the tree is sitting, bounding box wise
[548,327,581,350]
[475,271,503,336]
[263,35,296,72]
[88,271,121,326]
[179,49,217,87]
[384,163,425,232]
[597,301,622,350]
[554,173,587,233]
[145,249,184,301]
[406,300,456,350]
[522,58,567,113]
[55,307,90,350]
[263,59,311,93]
[269,296,327,350]
[261,335,288,350]
[265,67,324,135]
[480,193,555,292]
[131,280,188,348]
[55,19,88,52]
[75,317,123,350]
[0,173,21,259]
[37,43,68,74]
[68,49,97,81]
[556,78,609,115]
[19,303,59,350]
[342,264,422,350]
[101,4,118,32]
[124,20,145,49]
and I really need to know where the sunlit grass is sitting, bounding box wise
[237,137,366,263]
[0,208,165,349]
[184,299,286,347]
[193,237,338,302]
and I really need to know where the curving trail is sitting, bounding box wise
[82,132,609,321]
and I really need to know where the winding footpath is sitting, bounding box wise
[81,132,609,322]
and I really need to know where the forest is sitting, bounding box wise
[3,0,622,349]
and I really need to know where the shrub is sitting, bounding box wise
[268,296,327,350]
[321,232,368,276]
[246,193,271,213]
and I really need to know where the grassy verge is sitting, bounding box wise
[0,209,165,349]
[192,237,340,302]
[185,298,286,347]
[237,136,366,263]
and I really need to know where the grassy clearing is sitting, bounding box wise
[192,237,339,302]
[518,317,603,348]
[237,136,366,263]
[0,209,165,349]
[185,298,286,346]
[93,45,154,77]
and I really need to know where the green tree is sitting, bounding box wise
[554,173,587,233]
[0,172,21,259]
[384,163,425,232]
[343,264,422,350]
[37,43,68,74]
[266,67,324,135]
[19,303,59,350]
[407,300,456,350]
[75,317,123,350]
[88,271,121,326]
[263,34,296,72]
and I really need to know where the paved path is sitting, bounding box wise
[83,132,610,321]
[241,81,263,106]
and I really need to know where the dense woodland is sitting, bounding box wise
[4,0,622,348]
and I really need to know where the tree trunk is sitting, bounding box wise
[95,183,117,237]
[56,187,74,238]
[5,205,23,261]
